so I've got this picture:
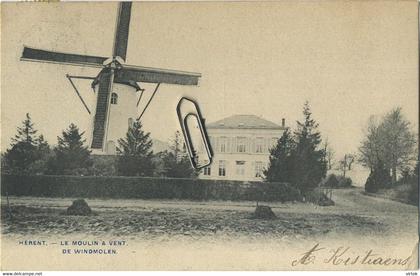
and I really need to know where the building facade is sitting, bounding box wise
[200,115,286,181]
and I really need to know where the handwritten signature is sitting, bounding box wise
[291,243,412,267]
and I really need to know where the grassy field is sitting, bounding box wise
[1,188,417,270]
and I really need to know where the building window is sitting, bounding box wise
[219,160,226,176]
[203,166,211,176]
[236,161,245,175]
[237,137,246,153]
[111,92,118,104]
[255,137,263,153]
[255,161,263,178]
[220,137,227,153]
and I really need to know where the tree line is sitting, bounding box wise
[3,104,417,203]
[263,102,417,201]
[2,114,196,178]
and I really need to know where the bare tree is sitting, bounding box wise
[358,116,383,172]
[380,107,416,183]
[346,154,355,170]
[358,108,416,183]
[323,138,335,170]
[338,154,355,177]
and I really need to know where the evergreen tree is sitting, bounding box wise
[162,131,197,178]
[27,135,53,174]
[265,102,327,194]
[11,113,37,145]
[49,123,92,175]
[116,119,154,176]
[293,102,327,192]
[4,113,50,174]
[264,129,295,182]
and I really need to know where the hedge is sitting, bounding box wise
[1,174,301,202]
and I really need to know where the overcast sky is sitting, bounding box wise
[1,1,418,159]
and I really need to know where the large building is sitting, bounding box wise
[200,115,287,181]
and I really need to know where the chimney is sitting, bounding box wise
[282,118,285,127]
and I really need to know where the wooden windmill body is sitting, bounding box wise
[21,2,201,154]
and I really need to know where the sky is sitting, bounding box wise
[1,1,418,160]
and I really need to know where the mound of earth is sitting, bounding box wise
[252,205,277,219]
[66,199,92,216]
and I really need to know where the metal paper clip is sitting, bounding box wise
[176,97,213,170]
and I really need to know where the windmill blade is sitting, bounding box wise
[21,46,107,68]
[115,65,201,86]
[91,68,115,149]
[113,2,132,61]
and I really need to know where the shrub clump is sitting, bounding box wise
[323,174,352,188]
[250,182,302,203]
[2,174,300,202]
[304,189,335,206]
[365,161,392,193]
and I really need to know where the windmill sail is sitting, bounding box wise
[91,69,115,149]
[115,65,201,85]
[21,46,106,68]
[91,2,132,150]
[113,2,132,61]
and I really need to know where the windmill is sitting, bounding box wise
[20,2,201,154]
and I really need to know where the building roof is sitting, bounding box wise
[206,114,285,130]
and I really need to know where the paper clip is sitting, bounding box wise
[176,97,213,170]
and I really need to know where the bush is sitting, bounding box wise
[89,155,117,176]
[337,176,352,188]
[1,174,299,202]
[322,174,352,188]
[408,180,418,205]
[250,182,302,203]
[323,174,339,187]
[403,163,418,205]
[365,162,392,193]
[304,188,334,206]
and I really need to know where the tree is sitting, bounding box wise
[407,162,419,205]
[380,108,416,183]
[265,102,327,194]
[358,108,416,183]
[358,116,383,171]
[323,139,335,170]
[28,135,53,174]
[292,102,327,192]
[346,154,355,170]
[338,154,355,177]
[365,160,392,193]
[338,158,348,178]
[48,123,92,175]
[161,131,196,178]
[3,113,51,174]
[116,119,155,176]
[264,128,295,182]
